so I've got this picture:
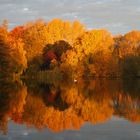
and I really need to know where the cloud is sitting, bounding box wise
[0,0,140,34]
[23,7,29,11]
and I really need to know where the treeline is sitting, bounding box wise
[0,19,140,80]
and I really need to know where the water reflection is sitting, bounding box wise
[0,79,140,134]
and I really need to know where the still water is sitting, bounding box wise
[0,79,140,140]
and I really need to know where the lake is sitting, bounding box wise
[0,79,140,140]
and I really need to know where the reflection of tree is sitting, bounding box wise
[20,85,83,131]
[0,81,27,134]
[61,81,114,124]
[16,80,115,131]
[0,79,140,134]
[22,93,47,129]
[113,92,140,122]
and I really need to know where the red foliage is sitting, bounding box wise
[43,50,57,62]
[10,26,25,39]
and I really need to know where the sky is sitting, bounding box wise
[0,0,140,34]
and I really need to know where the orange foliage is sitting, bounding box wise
[45,19,85,45]
[60,29,114,77]
[1,19,140,79]
[22,19,48,62]
[116,30,140,57]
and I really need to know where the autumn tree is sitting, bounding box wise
[8,31,27,75]
[0,21,27,80]
[0,24,13,78]
[115,31,140,77]
[1,18,140,79]
[22,19,48,62]
[45,19,85,45]
[42,40,71,70]
[61,29,114,78]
